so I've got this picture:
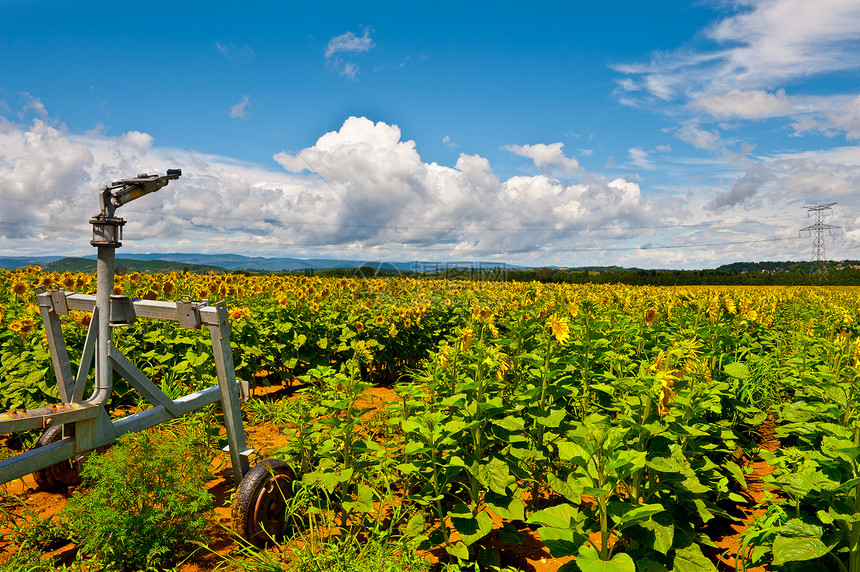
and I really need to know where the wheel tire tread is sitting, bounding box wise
[32,425,80,491]
[232,458,292,545]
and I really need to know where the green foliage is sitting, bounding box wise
[0,494,74,572]
[288,520,430,572]
[218,521,430,572]
[60,430,214,571]
[739,350,860,572]
[7,268,860,570]
[244,393,307,427]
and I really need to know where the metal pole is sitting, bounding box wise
[92,245,115,404]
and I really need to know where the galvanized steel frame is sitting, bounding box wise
[0,171,252,486]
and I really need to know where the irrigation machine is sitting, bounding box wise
[0,171,294,545]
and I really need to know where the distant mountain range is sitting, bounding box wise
[1,253,854,275]
[0,253,517,273]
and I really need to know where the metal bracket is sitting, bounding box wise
[177,295,202,329]
[51,288,70,316]
[109,295,137,327]
[36,286,70,316]
[238,379,250,403]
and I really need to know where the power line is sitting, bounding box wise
[0,218,800,254]
[0,195,807,234]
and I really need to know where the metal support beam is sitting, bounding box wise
[73,307,98,402]
[208,301,251,484]
[108,347,180,416]
[37,291,75,402]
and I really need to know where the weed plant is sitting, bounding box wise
[0,493,81,572]
[245,393,307,427]
[214,476,431,572]
[60,428,214,571]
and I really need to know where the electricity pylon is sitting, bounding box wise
[799,202,841,274]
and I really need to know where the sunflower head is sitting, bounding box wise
[644,308,658,326]
[548,314,570,345]
[460,327,474,352]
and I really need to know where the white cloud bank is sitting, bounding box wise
[2,110,860,268]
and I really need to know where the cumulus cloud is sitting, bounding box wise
[121,130,153,149]
[0,120,93,242]
[230,95,251,119]
[272,118,656,253]
[5,102,860,266]
[502,142,580,174]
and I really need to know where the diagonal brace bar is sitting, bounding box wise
[108,346,180,416]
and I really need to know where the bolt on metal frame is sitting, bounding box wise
[0,170,252,486]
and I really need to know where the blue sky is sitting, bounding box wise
[2,0,860,269]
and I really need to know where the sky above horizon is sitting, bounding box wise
[2,0,860,269]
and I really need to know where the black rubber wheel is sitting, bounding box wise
[32,425,82,491]
[232,458,295,546]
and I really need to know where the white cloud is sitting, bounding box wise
[215,42,255,60]
[628,147,656,171]
[324,28,374,79]
[692,89,795,119]
[675,121,722,151]
[616,0,860,101]
[5,104,860,267]
[230,95,251,119]
[612,2,860,164]
[271,118,658,254]
[442,135,459,150]
[325,28,374,59]
[791,95,860,140]
[769,144,860,166]
[502,142,580,174]
[19,92,47,119]
[340,62,359,79]
[0,120,93,241]
[121,130,153,149]
[85,122,106,137]
[707,0,860,85]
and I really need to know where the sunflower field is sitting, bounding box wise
[1,266,859,571]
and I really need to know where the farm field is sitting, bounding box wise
[1,267,859,571]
